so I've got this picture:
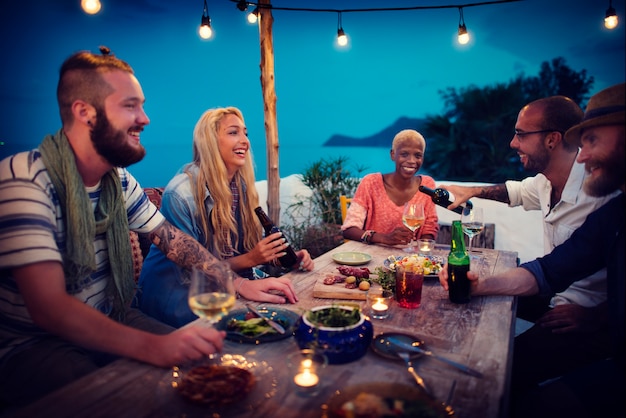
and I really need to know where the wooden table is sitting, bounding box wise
[12,241,518,418]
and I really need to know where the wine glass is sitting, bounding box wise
[402,202,425,253]
[188,262,236,326]
[461,206,484,255]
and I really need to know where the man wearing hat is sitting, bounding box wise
[440,82,625,417]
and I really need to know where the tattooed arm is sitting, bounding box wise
[149,219,298,304]
[438,183,510,210]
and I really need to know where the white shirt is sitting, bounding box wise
[506,158,620,307]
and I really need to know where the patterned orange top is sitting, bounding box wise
[341,173,439,239]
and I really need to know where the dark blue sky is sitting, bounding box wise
[1,0,624,185]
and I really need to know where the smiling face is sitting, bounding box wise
[577,124,625,197]
[510,104,551,173]
[90,70,149,167]
[216,113,249,178]
[390,134,425,179]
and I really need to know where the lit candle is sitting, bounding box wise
[371,299,389,313]
[294,368,319,388]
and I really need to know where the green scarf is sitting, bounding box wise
[39,129,134,321]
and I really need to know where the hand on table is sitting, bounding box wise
[236,276,298,304]
[378,227,414,246]
[537,304,604,334]
[151,326,226,367]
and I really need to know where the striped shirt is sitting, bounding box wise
[0,149,164,361]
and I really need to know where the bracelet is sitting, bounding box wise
[360,230,376,244]
[235,278,247,298]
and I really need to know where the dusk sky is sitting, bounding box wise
[1,0,624,186]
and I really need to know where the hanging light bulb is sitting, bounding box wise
[199,0,213,39]
[605,0,618,29]
[247,7,259,24]
[457,8,470,45]
[336,12,348,47]
[81,0,102,15]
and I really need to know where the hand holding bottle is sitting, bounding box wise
[254,207,299,269]
[418,185,472,214]
[435,184,479,212]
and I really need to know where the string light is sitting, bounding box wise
[605,0,618,29]
[337,12,348,47]
[199,0,213,39]
[233,0,521,47]
[248,7,260,24]
[81,0,102,15]
[457,7,470,45]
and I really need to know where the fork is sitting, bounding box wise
[396,351,431,395]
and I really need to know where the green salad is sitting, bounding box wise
[226,317,287,336]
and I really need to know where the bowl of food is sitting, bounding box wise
[294,304,373,364]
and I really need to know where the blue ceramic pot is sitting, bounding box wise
[294,305,374,364]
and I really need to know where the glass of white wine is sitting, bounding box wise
[188,262,236,326]
[461,206,484,255]
[402,202,425,253]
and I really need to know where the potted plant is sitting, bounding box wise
[294,304,373,364]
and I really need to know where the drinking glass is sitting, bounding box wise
[461,206,484,254]
[395,265,424,309]
[188,262,236,326]
[402,203,425,253]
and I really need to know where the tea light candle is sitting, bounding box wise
[371,299,389,313]
[294,367,319,388]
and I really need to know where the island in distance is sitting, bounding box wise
[323,117,426,147]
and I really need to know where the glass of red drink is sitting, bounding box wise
[395,265,424,309]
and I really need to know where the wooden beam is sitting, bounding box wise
[258,0,281,223]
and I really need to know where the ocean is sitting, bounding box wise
[132,143,406,187]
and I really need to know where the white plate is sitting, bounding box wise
[383,255,444,278]
[332,251,372,266]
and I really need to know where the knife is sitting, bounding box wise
[387,336,483,378]
[245,303,286,334]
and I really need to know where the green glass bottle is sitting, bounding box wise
[448,220,471,304]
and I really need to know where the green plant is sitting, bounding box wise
[282,156,365,257]
[299,156,365,225]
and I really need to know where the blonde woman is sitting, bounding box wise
[138,107,312,327]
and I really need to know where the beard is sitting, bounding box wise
[523,145,550,173]
[583,149,625,197]
[90,108,146,167]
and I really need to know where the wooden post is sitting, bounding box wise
[258,0,281,223]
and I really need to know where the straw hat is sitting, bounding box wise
[564,82,625,147]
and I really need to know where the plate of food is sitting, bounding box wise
[215,306,300,344]
[382,254,444,278]
[332,252,372,266]
[324,382,454,417]
[162,353,278,415]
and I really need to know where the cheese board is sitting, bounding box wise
[312,273,382,300]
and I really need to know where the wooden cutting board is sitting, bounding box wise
[312,273,382,300]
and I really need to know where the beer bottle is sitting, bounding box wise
[447,220,471,303]
[254,207,299,269]
[418,185,472,215]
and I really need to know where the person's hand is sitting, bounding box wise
[438,263,480,291]
[439,184,475,210]
[378,227,414,246]
[536,304,604,334]
[151,325,226,367]
[237,276,298,304]
[295,249,314,271]
[246,232,290,265]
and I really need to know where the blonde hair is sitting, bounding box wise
[188,107,261,258]
[391,129,426,152]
